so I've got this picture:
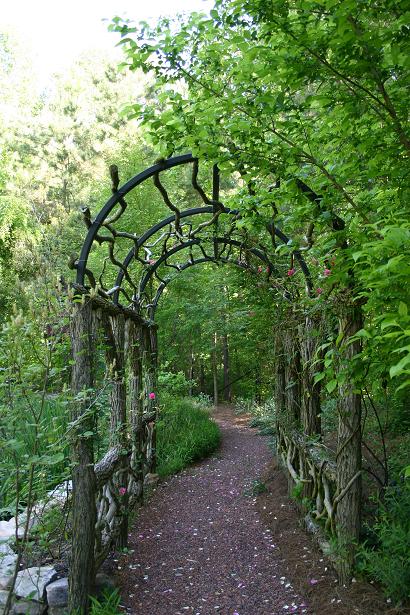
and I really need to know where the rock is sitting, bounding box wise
[0,542,17,592]
[0,541,17,585]
[0,517,31,542]
[11,599,46,614]
[0,520,16,542]
[95,573,116,596]
[0,589,10,605]
[0,589,14,615]
[48,607,69,615]
[45,578,68,608]
[144,473,159,486]
[12,567,57,601]
[47,481,72,506]
[0,543,14,557]
[0,589,8,602]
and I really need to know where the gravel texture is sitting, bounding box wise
[117,406,309,615]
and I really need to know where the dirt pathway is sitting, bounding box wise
[117,406,309,615]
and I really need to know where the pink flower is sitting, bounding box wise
[323,268,331,277]
[149,392,156,400]
[149,259,156,265]
[316,287,323,295]
[309,578,318,585]
[287,268,295,276]
[257,266,263,273]
[119,487,127,496]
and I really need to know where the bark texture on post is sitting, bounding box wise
[283,328,302,426]
[336,305,363,584]
[69,299,97,615]
[128,321,144,497]
[299,316,322,436]
[148,325,158,471]
[108,314,128,549]
[274,333,286,424]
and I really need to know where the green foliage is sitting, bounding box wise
[244,398,276,434]
[158,369,194,396]
[111,0,410,395]
[156,393,221,477]
[357,482,410,605]
[0,291,71,514]
[89,590,122,615]
[156,266,277,401]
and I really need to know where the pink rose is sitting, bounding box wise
[119,487,127,496]
[149,392,156,400]
[323,268,331,276]
[316,288,323,295]
[287,268,296,276]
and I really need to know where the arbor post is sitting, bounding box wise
[148,325,158,471]
[274,332,286,424]
[283,326,302,426]
[69,298,97,615]
[336,304,363,583]
[108,313,128,549]
[299,315,322,436]
[128,321,144,499]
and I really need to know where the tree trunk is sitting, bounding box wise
[69,299,96,615]
[336,306,363,584]
[222,333,231,402]
[199,361,205,393]
[212,333,218,406]
[188,346,194,396]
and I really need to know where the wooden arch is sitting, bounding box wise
[70,154,350,614]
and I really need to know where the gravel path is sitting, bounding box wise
[117,406,310,615]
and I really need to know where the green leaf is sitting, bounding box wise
[326,379,338,393]
[398,302,408,317]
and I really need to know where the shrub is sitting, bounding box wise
[157,369,194,397]
[156,393,220,477]
[357,481,410,605]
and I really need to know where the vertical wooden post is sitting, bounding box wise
[274,332,286,424]
[148,325,158,471]
[336,305,362,583]
[128,321,144,499]
[109,313,128,549]
[299,316,322,436]
[69,298,96,615]
[283,327,302,426]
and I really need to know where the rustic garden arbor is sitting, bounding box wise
[69,154,362,612]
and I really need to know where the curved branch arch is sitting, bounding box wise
[74,153,312,314]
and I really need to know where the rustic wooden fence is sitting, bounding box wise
[69,288,158,613]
